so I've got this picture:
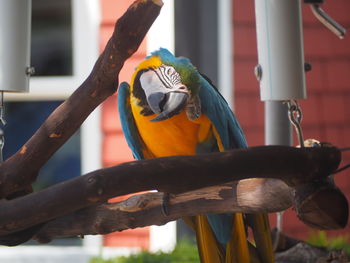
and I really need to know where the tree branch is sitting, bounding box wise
[34,179,293,243]
[0,145,343,236]
[0,0,163,199]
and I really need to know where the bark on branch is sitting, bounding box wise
[34,179,293,243]
[0,0,163,199]
[0,145,344,237]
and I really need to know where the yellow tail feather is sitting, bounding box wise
[247,213,275,263]
[184,213,274,263]
[195,215,224,263]
[247,241,265,263]
[227,213,250,263]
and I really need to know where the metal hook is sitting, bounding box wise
[287,100,305,147]
[310,4,346,39]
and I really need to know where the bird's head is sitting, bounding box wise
[131,48,201,122]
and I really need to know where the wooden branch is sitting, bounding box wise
[0,146,342,236]
[0,0,163,199]
[33,179,293,243]
[294,178,349,230]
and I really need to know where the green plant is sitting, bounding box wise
[307,231,350,255]
[89,239,200,263]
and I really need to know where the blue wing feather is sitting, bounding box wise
[118,82,144,160]
[198,75,248,245]
[198,75,247,149]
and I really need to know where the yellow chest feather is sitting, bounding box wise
[130,100,212,158]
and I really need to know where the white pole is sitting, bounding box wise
[147,0,174,54]
[218,0,233,109]
[254,0,307,238]
[0,0,32,92]
[254,0,306,101]
[79,0,103,252]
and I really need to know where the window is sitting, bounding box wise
[31,0,73,76]
[4,101,81,191]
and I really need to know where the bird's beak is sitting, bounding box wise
[149,91,188,122]
[140,69,189,122]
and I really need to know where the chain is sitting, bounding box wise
[0,128,4,162]
[0,91,6,126]
[273,100,305,251]
[287,100,304,147]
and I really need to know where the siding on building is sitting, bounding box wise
[233,0,350,239]
[100,0,150,249]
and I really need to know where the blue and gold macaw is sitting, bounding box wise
[118,48,274,263]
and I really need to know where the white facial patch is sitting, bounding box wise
[140,65,186,97]
[139,65,189,115]
[139,70,168,100]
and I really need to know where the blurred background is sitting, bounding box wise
[0,0,349,262]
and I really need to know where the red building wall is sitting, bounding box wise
[233,0,350,239]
